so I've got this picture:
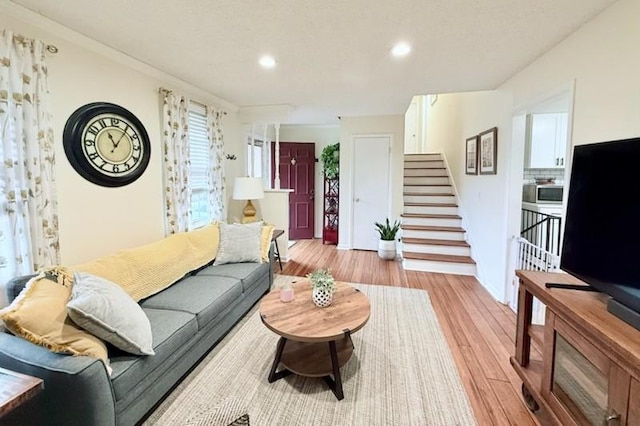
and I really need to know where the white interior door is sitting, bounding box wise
[352,135,391,250]
[404,101,418,153]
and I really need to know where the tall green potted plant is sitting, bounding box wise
[320,143,340,178]
[374,218,401,260]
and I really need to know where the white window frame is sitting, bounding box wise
[188,103,211,229]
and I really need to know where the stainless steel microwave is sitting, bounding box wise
[523,184,564,204]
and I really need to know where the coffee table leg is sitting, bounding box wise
[268,337,292,383]
[323,340,344,400]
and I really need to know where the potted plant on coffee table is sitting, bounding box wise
[307,268,337,307]
[374,218,401,260]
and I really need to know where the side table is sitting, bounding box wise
[0,367,44,418]
[271,229,285,271]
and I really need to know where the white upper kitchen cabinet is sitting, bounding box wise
[525,113,568,169]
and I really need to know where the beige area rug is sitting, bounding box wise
[145,275,476,426]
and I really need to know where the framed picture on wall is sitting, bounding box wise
[479,127,498,175]
[465,136,478,175]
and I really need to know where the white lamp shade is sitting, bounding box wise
[232,177,265,200]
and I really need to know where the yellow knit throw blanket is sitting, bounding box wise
[72,223,220,301]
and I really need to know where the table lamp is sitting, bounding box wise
[233,177,265,223]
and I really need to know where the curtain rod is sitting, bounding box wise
[11,34,58,54]
[158,87,228,115]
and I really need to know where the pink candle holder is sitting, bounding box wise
[280,284,295,303]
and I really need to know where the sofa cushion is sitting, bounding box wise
[109,308,197,400]
[197,263,270,293]
[0,269,110,371]
[67,272,154,356]
[140,276,242,329]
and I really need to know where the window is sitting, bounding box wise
[188,104,211,228]
[247,138,264,178]
[0,110,32,295]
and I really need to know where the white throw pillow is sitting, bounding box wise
[214,222,263,265]
[67,272,155,356]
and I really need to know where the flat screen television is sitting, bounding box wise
[560,137,640,330]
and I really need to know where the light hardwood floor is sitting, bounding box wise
[278,239,545,426]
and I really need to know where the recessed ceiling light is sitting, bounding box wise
[259,55,276,69]
[391,42,411,57]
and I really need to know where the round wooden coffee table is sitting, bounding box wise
[259,280,370,400]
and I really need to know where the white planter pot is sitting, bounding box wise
[312,287,333,307]
[378,239,396,260]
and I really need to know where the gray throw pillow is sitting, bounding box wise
[67,272,154,356]
[214,222,262,266]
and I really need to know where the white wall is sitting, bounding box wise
[279,125,340,238]
[0,7,241,266]
[427,91,513,300]
[338,115,404,249]
[426,0,640,302]
[501,0,640,146]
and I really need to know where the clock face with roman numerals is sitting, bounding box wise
[63,103,151,187]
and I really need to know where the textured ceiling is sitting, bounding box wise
[11,0,616,123]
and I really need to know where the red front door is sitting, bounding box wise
[272,142,315,240]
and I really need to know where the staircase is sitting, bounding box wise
[401,153,477,275]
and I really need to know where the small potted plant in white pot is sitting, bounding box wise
[374,218,401,260]
[306,268,337,307]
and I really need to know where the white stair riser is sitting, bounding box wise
[402,229,465,241]
[404,176,450,185]
[403,243,471,257]
[402,205,458,215]
[404,160,445,169]
[405,195,456,206]
[402,216,462,227]
[404,186,451,194]
[404,168,448,177]
[403,259,477,276]
[405,153,441,161]
[404,205,457,214]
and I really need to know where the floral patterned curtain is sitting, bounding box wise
[161,91,191,234]
[0,30,59,303]
[206,107,225,221]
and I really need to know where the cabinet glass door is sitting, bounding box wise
[552,334,608,425]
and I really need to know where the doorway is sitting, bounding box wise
[271,142,315,240]
[506,84,575,312]
[352,135,391,250]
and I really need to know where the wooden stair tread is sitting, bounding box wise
[404,183,452,187]
[403,168,447,172]
[404,159,442,162]
[401,213,461,219]
[404,202,458,207]
[401,225,466,232]
[403,252,476,264]
[403,192,455,196]
[402,237,470,247]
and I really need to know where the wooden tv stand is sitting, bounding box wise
[513,271,640,426]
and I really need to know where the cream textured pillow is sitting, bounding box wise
[0,269,110,373]
[214,222,262,265]
[67,272,155,356]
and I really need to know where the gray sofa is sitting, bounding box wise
[0,259,273,425]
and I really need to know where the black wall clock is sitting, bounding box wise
[63,102,151,187]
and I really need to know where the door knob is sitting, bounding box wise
[355,198,360,202]
[605,412,620,425]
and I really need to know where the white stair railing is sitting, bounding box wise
[510,237,560,324]
[516,236,560,272]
